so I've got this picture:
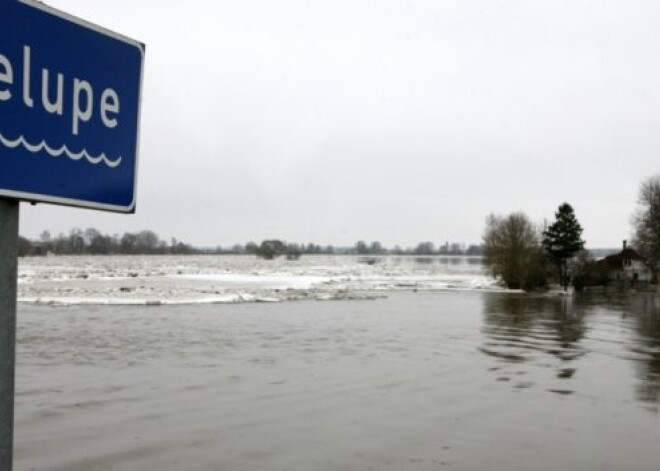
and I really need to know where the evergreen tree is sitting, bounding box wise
[542,203,585,290]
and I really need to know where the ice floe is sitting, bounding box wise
[17,255,505,305]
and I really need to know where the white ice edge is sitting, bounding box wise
[17,285,517,306]
[17,294,273,306]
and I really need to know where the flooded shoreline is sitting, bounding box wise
[15,290,660,470]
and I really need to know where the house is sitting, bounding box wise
[597,240,652,282]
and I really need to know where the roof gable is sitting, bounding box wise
[598,247,646,270]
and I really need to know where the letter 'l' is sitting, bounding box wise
[22,46,33,108]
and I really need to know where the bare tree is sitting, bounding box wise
[414,241,435,255]
[632,175,660,282]
[483,212,550,290]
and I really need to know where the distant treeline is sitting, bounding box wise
[18,228,483,258]
[245,240,483,260]
[18,228,199,257]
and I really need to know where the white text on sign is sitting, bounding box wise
[0,45,120,136]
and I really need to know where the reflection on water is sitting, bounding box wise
[480,291,660,406]
[628,295,660,402]
[410,256,481,266]
[388,255,483,267]
[355,255,485,277]
[480,295,587,365]
[413,257,434,264]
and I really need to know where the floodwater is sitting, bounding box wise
[14,286,660,470]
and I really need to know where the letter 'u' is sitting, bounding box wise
[42,69,64,115]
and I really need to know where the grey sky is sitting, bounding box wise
[18,0,660,248]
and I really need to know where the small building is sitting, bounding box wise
[598,240,652,282]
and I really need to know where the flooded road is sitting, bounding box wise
[14,289,660,470]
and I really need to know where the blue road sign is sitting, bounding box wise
[0,0,144,213]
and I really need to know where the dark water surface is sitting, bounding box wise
[14,290,660,470]
[481,291,660,405]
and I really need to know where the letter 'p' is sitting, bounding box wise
[72,78,93,135]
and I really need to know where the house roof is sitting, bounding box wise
[598,247,645,270]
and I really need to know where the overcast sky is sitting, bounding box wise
[16,0,660,248]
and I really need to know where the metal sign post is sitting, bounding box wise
[0,197,18,471]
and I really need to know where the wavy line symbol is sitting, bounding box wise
[0,131,122,168]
